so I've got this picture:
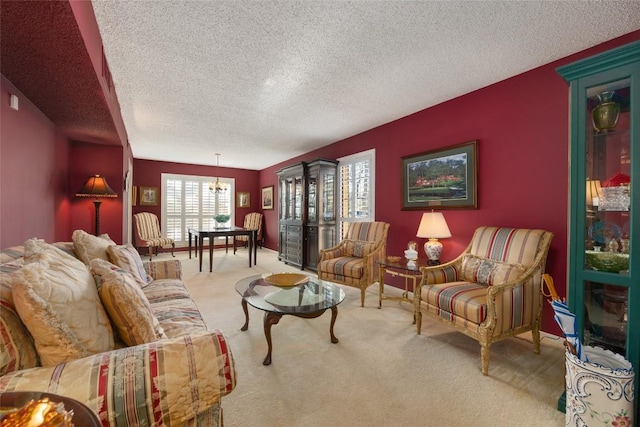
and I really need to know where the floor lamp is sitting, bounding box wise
[76,175,118,236]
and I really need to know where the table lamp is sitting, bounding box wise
[586,178,603,212]
[76,175,117,235]
[416,211,451,265]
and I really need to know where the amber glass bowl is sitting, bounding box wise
[264,273,309,288]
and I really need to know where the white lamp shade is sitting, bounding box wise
[416,212,451,239]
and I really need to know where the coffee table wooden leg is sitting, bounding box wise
[329,306,339,343]
[263,312,282,365]
[240,299,249,331]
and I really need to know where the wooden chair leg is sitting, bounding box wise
[171,243,175,257]
[148,247,153,261]
[360,289,366,307]
[532,324,541,354]
[481,344,490,376]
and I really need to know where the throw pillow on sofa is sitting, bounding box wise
[72,229,116,265]
[344,240,378,257]
[91,258,167,346]
[107,244,152,286]
[461,254,525,286]
[11,239,114,366]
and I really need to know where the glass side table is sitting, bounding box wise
[377,258,428,334]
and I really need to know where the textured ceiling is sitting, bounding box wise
[95,2,640,168]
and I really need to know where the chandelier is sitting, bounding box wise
[209,153,227,193]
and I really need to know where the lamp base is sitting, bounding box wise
[424,238,443,264]
[93,199,102,236]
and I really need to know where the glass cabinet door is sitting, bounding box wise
[308,174,317,223]
[322,172,335,221]
[582,78,632,354]
[294,176,303,220]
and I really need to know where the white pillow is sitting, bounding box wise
[72,229,116,265]
[12,239,114,366]
[107,244,152,286]
[91,259,166,346]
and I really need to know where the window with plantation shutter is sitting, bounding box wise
[161,173,234,247]
[337,149,375,239]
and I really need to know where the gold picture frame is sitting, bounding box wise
[261,186,274,210]
[237,191,250,208]
[139,186,159,206]
[132,186,137,206]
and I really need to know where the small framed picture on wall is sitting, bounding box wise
[140,186,159,206]
[237,192,250,208]
[261,186,274,210]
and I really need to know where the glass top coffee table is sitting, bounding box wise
[235,274,345,365]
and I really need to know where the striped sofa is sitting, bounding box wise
[318,221,390,307]
[133,212,175,261]
[419,226,553,375]
[0,238,236,426]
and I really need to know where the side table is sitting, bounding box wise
[377,258,428,334]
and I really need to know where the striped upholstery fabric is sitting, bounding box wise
[236,212,263,247]
[133,212,175,260]
[470,227,543,266]
[318,221,390,307]
[419,226,553,375]
[422,281,488,324]
[144,259,182,281]
[0,331,235,426]
[0,242,236,426]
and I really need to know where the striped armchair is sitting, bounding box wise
[133,212,175,261]
[318,221,390,307]
[419,226,554,375]
[236,212,263,248]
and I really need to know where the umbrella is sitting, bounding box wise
[542,274,587,362]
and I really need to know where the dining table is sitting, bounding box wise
[188,226,257,272]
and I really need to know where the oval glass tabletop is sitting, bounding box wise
[235,274,345,314]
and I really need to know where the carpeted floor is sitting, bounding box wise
[173,247,566,426]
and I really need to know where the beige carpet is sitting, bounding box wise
[173,247,566,426]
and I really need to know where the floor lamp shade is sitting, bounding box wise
[76,175,118,235]
[416,211,451,264]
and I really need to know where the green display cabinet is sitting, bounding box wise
[557,40,639,417]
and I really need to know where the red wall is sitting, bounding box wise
[1,76,72,246]
[132,159,260,229]
[0,1,131,246]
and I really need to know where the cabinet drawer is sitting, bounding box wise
[286,237,302,245]
[286,254,302,264]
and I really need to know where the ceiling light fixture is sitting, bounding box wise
[209,153,227,194]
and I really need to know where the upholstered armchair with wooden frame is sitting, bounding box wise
[419,226,554,375]
[318,221,390,307]
[236,212,263,248]
[133,212,175,261]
